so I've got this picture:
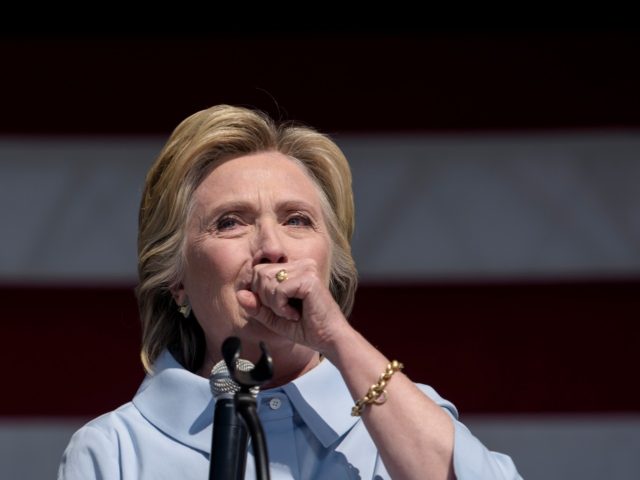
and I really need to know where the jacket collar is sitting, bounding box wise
[284,358,359,448]
[132,350,359,454]
[132,350,214,453]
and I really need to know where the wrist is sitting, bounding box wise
[317,320,359,365]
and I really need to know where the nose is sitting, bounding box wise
[252,221,287,265]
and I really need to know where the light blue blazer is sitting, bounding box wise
[58,350,522,479]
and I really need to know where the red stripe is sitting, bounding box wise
[352,279,640,414]
[3,279,639,416]
[1,32,640,134]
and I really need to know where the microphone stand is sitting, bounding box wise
[223,336,273,480]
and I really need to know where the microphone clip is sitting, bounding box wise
[222,336,273,392]
[220,336,273,480]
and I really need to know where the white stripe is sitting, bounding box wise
[4,414,639,479]
[2,132,639,281]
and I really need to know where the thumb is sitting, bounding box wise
[237,289,260,316]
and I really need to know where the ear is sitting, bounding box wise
[170,282,187,306]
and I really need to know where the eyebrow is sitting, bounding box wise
[200,198,321,223]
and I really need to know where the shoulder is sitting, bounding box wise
[57,402,140,480]
[415,382,460,419]
[72,401,143,440]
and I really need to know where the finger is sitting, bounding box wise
[250,266,292,305]
[237,289,260,315]
[238,286,300,322]
[250,265,283,303]
[245,298,300,339]
[275,296,302,321]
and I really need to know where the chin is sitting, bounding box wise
[228,319,289,356]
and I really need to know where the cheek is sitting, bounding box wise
[309,236,333,282]
[184,241,244,290]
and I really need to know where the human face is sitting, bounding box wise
[175,151,332,362]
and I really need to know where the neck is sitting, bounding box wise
[263,349,322,389]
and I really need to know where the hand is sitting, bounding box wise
[236,259,348,352]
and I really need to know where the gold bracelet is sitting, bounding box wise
[351,360,404,416]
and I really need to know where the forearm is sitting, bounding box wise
[322,325,455,480]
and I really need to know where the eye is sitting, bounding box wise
[285,214,312,227]
[216,215,240,231]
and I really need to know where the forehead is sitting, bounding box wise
[195,151,322,204]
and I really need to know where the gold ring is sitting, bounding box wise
[275,269,288,283]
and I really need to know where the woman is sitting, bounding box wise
[58,105,521,479]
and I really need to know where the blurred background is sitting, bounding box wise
[1,23,639,479]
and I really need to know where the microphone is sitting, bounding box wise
[209,358,258,480]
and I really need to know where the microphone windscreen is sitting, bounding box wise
[209,358,258,398]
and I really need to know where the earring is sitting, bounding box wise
[178,302,191,318]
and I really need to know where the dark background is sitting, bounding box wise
[2,27,639,416]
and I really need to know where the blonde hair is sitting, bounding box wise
[136,105,357,372]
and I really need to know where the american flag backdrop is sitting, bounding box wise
[1,30,639,479]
